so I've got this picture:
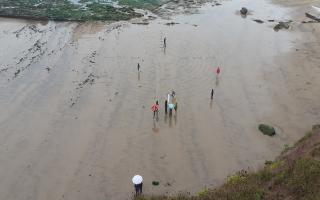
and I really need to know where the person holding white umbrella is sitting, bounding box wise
[132,175,143,196]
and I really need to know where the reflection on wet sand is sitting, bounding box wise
[169,114,172,127]
[164,113,168,123]
[215,75,219,86]
[152,119,159,133]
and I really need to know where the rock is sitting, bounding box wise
[253,19,264,24]
[312,124,320,131]
[165,182,172,186]
[305,12,320,22]
[240,7,248,15]
[165,22,179,26]
[14,69,21,77]
[148,16,157,20]
[152,181,160,186]
[274,21,291,31]
[259,124,276,136]
[132,22,149,25]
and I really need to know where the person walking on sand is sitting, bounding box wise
[137,63,140,71]
[167,93,171,104]
[211,89,214,99]
[216,67,221,75]
[172,90,175,98]
[151,101,159,119]
[164,37,166,48]
[132,175,143,196]
[165,99,168,114]
[172,96,178,112]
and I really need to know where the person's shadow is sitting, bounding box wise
[215,75,220,86]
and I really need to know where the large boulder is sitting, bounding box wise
[274,21,291,31]
[259,124,276,136]
[240,7,248,15]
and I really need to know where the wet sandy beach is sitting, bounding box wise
[0,0,320,199]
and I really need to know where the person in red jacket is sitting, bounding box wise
[216,67,221,75]
[151,101,159,119]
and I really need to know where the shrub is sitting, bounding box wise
[197,187,210,199]
[288,159,320,197]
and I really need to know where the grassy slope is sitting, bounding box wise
[135,127,320,200]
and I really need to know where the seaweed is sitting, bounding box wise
[0,0,145,21]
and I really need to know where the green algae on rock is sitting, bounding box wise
[0,0,143,21]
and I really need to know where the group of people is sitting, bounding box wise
[165,91,177,116]
[132,39,222,196]
[151,90,177,120]
[150,66,221,120]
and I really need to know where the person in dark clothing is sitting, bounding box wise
[156,101,159,119]
[134,183,143,196]
[172,90,175,97]
[211,89,214,99]
[174,102,178,112]
[165,100,168,114]
[137,63,140,71]
[164,37,166,47]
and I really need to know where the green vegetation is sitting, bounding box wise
[118,0,164,9]
[152,181,160,186]
[0,0,150,21]
[135,129,320,200]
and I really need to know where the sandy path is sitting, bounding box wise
[0,0,319,199]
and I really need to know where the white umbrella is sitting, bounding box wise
[132,175,143,184]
